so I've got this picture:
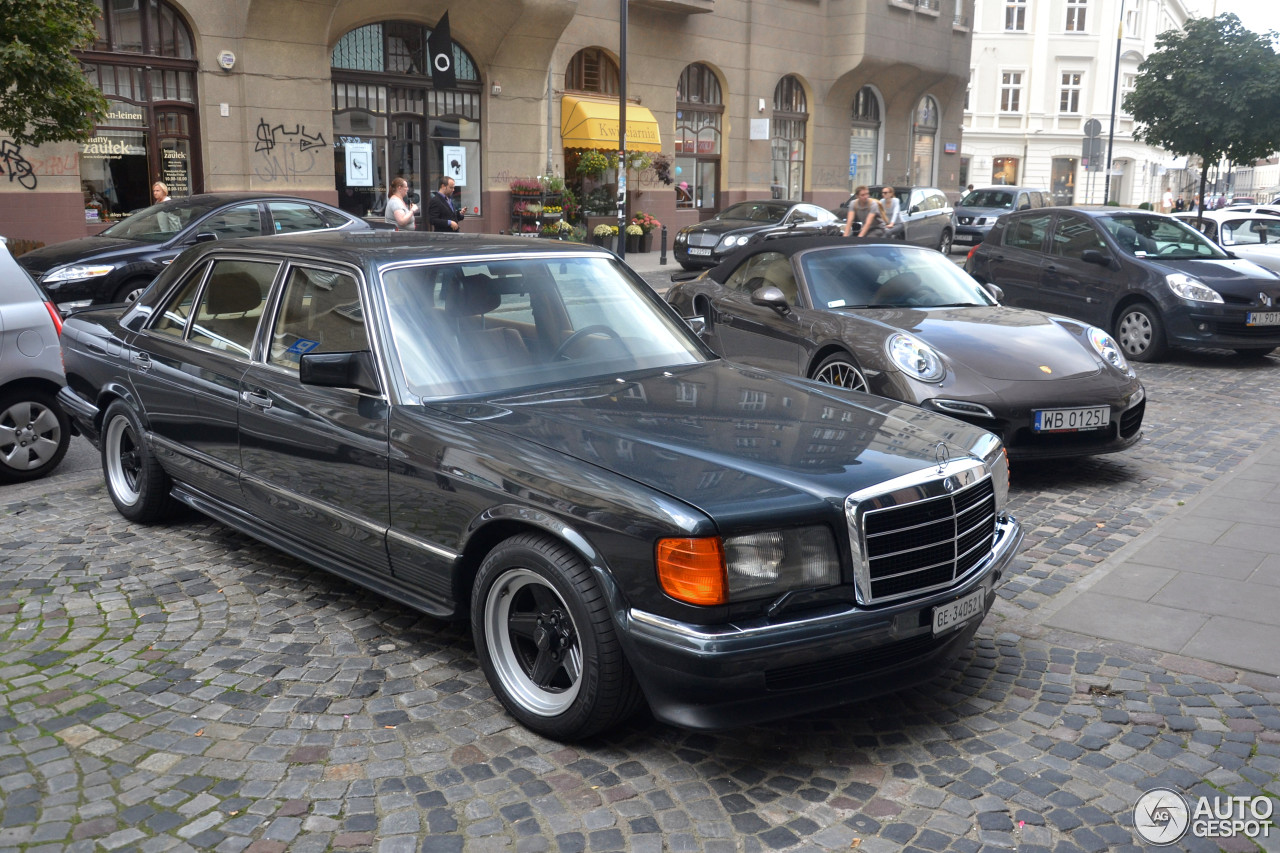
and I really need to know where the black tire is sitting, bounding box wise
[1235,347,1275,359]
[0,388,71,484]
[810,352,871,393]
[472,533,642,740]
[679,261,699,271]
[1114,302,1167,362]
[100,400,179,523]
[938,228,953,255]
[113,278,150,305]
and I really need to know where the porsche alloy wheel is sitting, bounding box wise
[812,354,870,393]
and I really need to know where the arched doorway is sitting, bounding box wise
[675,63,723,216]
[850,86,882,191]
[911,95,940,186]
[772,76,807,200]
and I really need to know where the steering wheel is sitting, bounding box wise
[552,325,629,361]
[1157,243,1184,256]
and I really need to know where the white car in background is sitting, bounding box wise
[0,242,71,483]
[1173,209,1280,275]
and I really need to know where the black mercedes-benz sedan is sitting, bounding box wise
[17,192,379,311]
[58,232,1022,740]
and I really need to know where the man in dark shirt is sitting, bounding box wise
[427,175,465,232]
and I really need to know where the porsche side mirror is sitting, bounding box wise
[982,283,1004,302]
[750,285,790,313]
[1081,249,1113,267]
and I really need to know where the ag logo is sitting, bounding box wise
[1134,788,1190,845]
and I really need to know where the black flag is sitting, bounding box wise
[427,13,456,90]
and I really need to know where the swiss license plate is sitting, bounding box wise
[687,247,712,256]
[933,589,985,635]
[1247,311,1280,326]
[1033,406,1110,432]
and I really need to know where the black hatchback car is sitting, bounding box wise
[18,193,377,311]
[965,207,1280,361]
[58,232,1022,739]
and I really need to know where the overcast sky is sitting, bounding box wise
[1189,0,1280,35]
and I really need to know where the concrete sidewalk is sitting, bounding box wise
[1045,431,1280,677]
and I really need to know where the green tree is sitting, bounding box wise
[0,0,107,146]
[1125,13,1280,214]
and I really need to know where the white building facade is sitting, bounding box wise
[962,0,1194,208]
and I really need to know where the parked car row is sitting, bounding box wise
[9,194,1279,740]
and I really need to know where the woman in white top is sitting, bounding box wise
[861,186,903,238]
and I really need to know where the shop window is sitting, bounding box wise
[331,22,481,220]
[992,157,1020,185]
[76,0,199,214]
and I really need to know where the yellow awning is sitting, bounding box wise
[561,96,662,153]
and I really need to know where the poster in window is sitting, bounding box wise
[345,143,373,188]
[442,146,466,186]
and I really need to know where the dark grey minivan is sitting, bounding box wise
[953,186,1050,250]
[965,207,1280,361]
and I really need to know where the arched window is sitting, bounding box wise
[850,86,881,191]
[74,0,199,215]
[912,95,940,185]
[565,48,620,95]
[675,64,723,211]
[771,76,807,200]
[331,21,481,219]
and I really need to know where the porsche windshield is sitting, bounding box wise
[381,255,707,399]
[1099,214,1228,261]
[801,245,996,309]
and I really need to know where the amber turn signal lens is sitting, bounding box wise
[656,537,727,605]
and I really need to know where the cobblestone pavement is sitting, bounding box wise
[2,347,1279,853]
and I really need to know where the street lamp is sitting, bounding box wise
[1104,0,1125,204]
[617,0,628,259]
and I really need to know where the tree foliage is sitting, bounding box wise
[1126,14,1280,209]
[0,0,108,146]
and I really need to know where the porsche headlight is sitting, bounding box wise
[887,333,946,382]
[1166,273,1223,303]
[44,264,115,284]
[1087,326,1129,371]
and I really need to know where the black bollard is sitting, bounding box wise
[659,225,668,265]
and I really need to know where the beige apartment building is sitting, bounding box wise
[1,0,974,247]
[961,0,1193,208]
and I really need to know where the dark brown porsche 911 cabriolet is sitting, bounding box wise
[666,236,1146,460]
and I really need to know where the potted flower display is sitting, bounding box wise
[509,178,542,199]
[629,212,661,252]
[592,223,619,251]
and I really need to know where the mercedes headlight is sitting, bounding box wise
[1087,326,1129,371]
[655,526,840,605]
[1166,273,1223,303]
[887,333,946,382]
[43,264,115,284]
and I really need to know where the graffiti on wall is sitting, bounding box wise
[253,118,329,183]
[0,141,38,190]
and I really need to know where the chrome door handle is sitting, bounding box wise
[241,391,272,409]
[131,352,152,371]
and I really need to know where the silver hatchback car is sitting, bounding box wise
[0,241,70,483]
